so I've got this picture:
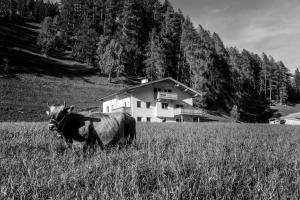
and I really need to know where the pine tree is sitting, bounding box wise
[120,0,143,75]
[294,68,300,93]
[144,29,167,80]
[103,0,118,37]
[180,16,198,84]
[73,16,98,64]
[261,53,270,98]
[277,61,289,104]
[160,4,182,78]
[0,0,10,19]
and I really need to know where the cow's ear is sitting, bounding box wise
[46,111,50,116]
[67,105,75,113]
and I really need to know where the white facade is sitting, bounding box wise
[101,78,205,123]
[283,119,300,125]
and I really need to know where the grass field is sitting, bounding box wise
[0,74,125,122]
[1,122,300,199]
[0,21,126,122]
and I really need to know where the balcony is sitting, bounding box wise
[156,92,178,100]
[112,107,131,114]
[174,108,206,116]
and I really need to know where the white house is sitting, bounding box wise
[99,77,206,123]
[280,112,300,125]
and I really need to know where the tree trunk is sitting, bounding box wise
[269,73,272,102]
[264,70,267,98]
[108,71,112,83]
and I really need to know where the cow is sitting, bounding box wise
[46,102,136,150]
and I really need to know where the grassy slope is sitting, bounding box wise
[0,21,125,121]
[1,122,300,199]
[0,20,235,123]
[270,104,300,118]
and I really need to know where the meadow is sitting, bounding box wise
[1,122,300,199]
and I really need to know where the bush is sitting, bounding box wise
[37,17,58,55]
[230,105,240,121]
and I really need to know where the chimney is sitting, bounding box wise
[141,79,149,84]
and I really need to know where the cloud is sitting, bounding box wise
[170,0,300,70]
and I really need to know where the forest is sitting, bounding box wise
[1,0,300,122]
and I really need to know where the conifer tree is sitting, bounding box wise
[73,16,98,64]
[160,4,182,78]
[294,68,300,93]
[144,29,167,80]
[120,0,143,75]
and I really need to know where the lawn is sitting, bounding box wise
[0,122,300,199]
[0,74,124,122]
[271,104,300,118]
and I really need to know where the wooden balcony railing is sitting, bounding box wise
[174,108,205,116]
[156,92,178,100]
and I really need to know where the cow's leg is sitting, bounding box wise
[126,118,136,146]
[65,138,73,148]
[86,124,104,151]
[119,120,126,148]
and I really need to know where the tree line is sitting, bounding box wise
[0,0,59,21]
[2,0,299,122]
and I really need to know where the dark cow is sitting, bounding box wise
[46,102,136,149]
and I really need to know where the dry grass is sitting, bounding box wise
[1,122,300,199]
[0,74,124,122]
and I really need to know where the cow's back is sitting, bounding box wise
[81,112,124,146]
[77,112,135,147]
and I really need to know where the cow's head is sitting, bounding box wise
[46,101,74,135]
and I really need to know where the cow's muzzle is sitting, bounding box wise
[56,133,63,139]
[48,123,57,131]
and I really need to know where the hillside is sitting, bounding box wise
[0,21,125,121]
[270,104,300,118]
[0,20,240,123]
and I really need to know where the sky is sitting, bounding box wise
[168,0,300,71]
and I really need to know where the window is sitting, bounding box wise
[162,118,166,122]
[147,117,151,122]
[137,117,142,122]
[162,103,168,109]
[106,106,109,113]
[176,104,184,108]
[164,89,168,92]
[124,102,127,107]
[111,105,114,111]
[193,117,199,122]
[158,88,161,92]
[176,118,182,122]
[168,89,172,93]
[137,101,141,108]
[146,102,150,108]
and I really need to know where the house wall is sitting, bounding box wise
[102,80,196,122]
[103,97,131,113]
[103,98,116,113]
[130,81,194,122]
[284,119,300,125]
[116,97,131,108]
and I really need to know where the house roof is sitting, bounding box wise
[99,77,202,101]
[281,112,300,120]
